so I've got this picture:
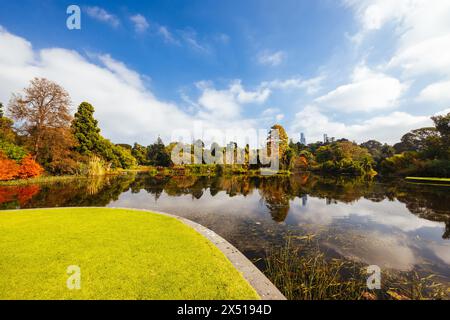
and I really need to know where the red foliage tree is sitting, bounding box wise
[0,152,20,181]
[17,155,44,179]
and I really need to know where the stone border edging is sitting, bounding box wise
[4,206,286,300]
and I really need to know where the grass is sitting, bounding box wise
[0,208,259,300]
[0,175,84,186]
[405,177,450,187]
[406,177,450,182]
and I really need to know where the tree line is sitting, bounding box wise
[288,112,450,177]
[1,77,449,180]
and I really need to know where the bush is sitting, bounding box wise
[420,160,450,177]
[0,152,43,181]
[113,145,137,169]
[0,153,20,181]
[17,155,44,179]
[380,152,420,175]
[0,140,27,161]
[78,156,108,176]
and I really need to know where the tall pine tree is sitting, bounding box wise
[71,102,102,155]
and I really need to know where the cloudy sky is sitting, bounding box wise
[0,0,449,145]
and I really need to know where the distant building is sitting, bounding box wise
[300,132,306,145]
[323,134,335,144]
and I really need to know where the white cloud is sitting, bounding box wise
[197,85,240,120]
[97,54,146,90]
[85,6,120,28]
[265,75,325,95]
[195,80,271,120]
[346,0,450,77]
[180,29,209,53]
[315,65,406,112]
[258,50,285,66]
[158,26,179,44]
[130,14,149,33]
[229,80,271,104]
[290,105,431,144]
[418,80,450,106]
[0,26,34,65]
[388,34,450,77]
[261,108,280,116]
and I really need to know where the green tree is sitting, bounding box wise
[361,140,395,163]
[316,145,333,163]
[432,112,450,141]
[315,141,375,175]
[431,112,450,159]
[113,144,136,169]
[72,102,102,155]
[147,137,172,167]
[132,143,149,165]
[71,102,137,169]
[0,103,16,143]
[0,140,27,161]
[395,127,439,153]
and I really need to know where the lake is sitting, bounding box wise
[1,172,449,295]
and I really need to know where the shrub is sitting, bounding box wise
[17,155,44,179]
[0,140,27,161]
[0,152,20,181]
[113,145,137,169]
[78,156,107,176]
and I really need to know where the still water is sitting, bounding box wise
[1,173,449,287]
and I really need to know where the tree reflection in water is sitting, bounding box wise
[1,173,449,239]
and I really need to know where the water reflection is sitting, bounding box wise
[1,173,449,281]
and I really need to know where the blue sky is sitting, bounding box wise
[0,0,449,145]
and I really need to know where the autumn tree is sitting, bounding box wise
[267,124,292,169]
[8,79,78,174]
[8,78,75,172]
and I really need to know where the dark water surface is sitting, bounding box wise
[1,173,449,287]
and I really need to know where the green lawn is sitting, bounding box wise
[405,177,450,182]
[0,208,259,300]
